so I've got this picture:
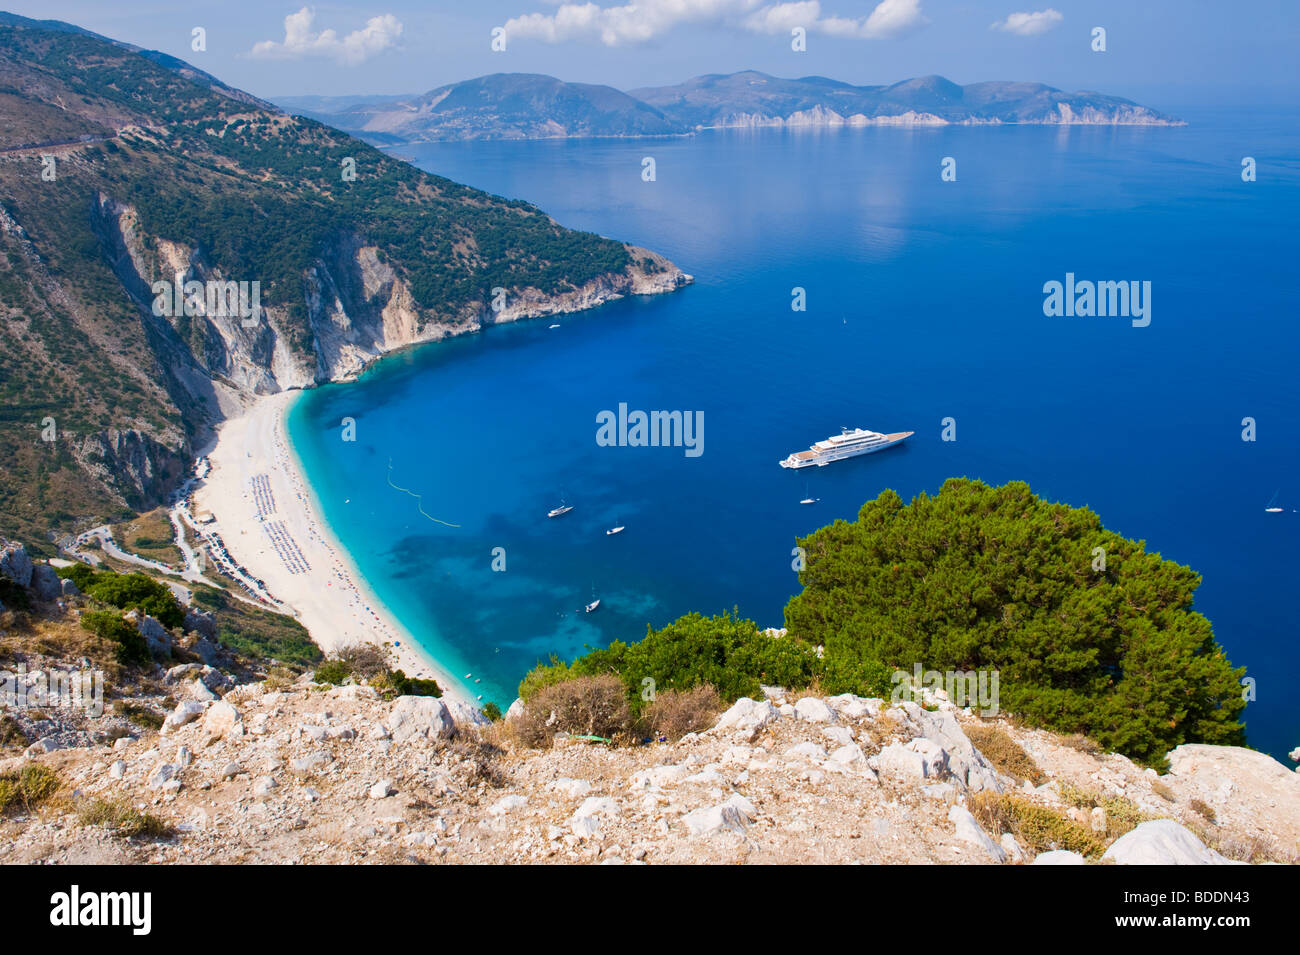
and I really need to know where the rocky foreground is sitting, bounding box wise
[4,674,1297,866]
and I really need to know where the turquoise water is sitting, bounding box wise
[289,111,1299,759]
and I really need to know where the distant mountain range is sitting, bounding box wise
[278,70,1184,144]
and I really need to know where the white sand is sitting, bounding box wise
[191,391,478,709]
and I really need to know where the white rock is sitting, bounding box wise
[629,763,689,791]
[785,741,828,763]
[219,761,241,781]
[1000,832,1025,863]
[369,779,395,800]
[187,680,217,702]
[549,778,593,798]
[948,804,1007,862]
[827,743,875,777]
[108,760,126,780]
[504,698,526,722]
[161,699,206,734]
[202,700,242,739]
[684,795,754,836]
[252,776,277,797]
[291,752,331,773]
[147,764,178,789]
[489,794,529,816]
[793,697,836,724]
[1032,850,1087,865]
[1102,819,1242,866]
[387,696,454,742]
[872,738,949,782]
[822,726,855,746]
[712,698,779,741]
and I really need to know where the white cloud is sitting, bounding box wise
[249,7,403,65]
[990,9,1063,36]
[504,0,925,46]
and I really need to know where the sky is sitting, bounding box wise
[3,1,1297,108]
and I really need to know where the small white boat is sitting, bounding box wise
[548,324,560,329]
[547,504,573,518]
[584,599,601,613]
[606,526,625,535]
[800,498,818,505]
[1265,507,1283,513]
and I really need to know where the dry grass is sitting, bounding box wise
[970,791,1107,859]
[1056,782,1150,840]
[113,508,183,566]
[512,675,632,748]
[642,685,721,741]
[1150,780,1175,802]
[1189,798,1216,823]
[0,764,62,814]
[77,797,172,838]
[965,723,1046,785]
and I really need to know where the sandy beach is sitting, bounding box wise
[190,391,479,710]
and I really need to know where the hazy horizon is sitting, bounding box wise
[2,1,1295,112]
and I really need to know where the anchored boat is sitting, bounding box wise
[780,427,912,469]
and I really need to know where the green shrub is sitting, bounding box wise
[80,610,152,666]
[78,798,172,838]
[312,660,351,685]
[970,791,1106,859]
[785,479,1246,764]
[0,764,62,814]
[534,610,821,713]
[82,571,183,629]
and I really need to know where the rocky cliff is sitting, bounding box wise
[0,16,692,543]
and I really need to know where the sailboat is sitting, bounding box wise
[800,481,818,505]
[1265,490,1284,513]
[547,502,573,518]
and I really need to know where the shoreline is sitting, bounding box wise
[190,390,480,710]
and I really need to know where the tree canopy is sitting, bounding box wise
[785,478,1245,762]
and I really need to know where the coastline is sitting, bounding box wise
[190,390,481,710]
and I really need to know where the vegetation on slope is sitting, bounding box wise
[0,18,642,542]
[524,479,1246,763]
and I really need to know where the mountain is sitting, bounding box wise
[278,73,686,144]
[0,17,689,546]
[285,70,1182,146]
[630,71,1184,128]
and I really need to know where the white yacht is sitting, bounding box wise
[780,427,912,469]
[606,526,625,535]
[547,504,573,518]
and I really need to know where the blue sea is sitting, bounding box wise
[288,109,1300,760]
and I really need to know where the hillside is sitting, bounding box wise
[3,531,1295,866]
[630,71,1184,128]
[0,17,690,546]
[280,73,685,143]
[5,668,1297,865]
